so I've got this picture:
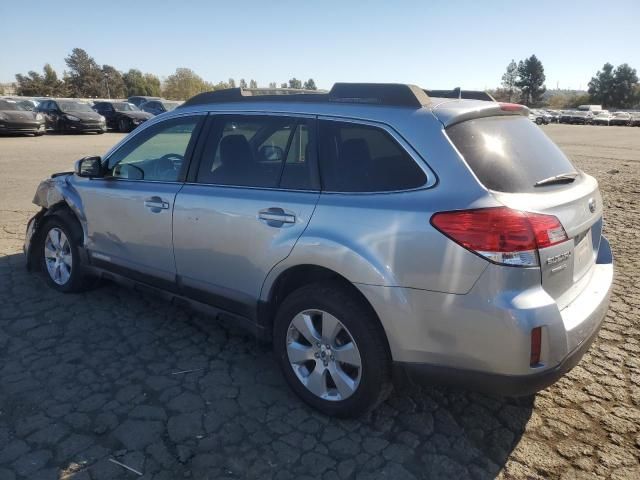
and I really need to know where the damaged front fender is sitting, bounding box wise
[25,172,88,270]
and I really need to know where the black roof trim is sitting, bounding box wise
[179,83,431,109]
[425,88,496,102]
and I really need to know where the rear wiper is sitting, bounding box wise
[534,172,579,187]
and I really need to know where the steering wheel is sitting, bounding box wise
[155,153,184,179]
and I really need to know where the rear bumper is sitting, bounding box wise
[358,235,614,396]
[395,320,599,396]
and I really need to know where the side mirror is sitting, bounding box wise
[74,156,103,178]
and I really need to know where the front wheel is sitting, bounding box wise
[273,282,392,417]
[39,216,91,292]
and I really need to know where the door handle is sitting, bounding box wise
[144,197,169,211]
[258,207,296,225]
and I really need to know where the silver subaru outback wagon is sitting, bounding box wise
[25,84,613,417]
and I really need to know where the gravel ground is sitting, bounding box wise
[0,125,638,479]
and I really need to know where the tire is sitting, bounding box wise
[118,118,130,133]
[273,281,392,417]
[535,118,543,125]
[39,214,91,293]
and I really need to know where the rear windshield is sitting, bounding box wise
[446,116,577,193]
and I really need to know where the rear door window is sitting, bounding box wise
[446,116,578,193]
[318,120,426,192]
[196,115,318,190]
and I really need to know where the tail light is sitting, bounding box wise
[430,207,568,267]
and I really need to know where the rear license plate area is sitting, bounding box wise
[573,228,594,281]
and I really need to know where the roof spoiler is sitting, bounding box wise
[179,83,432,109]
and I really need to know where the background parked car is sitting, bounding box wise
[630,113,640,127]
[36,99,107,134]
[544,110,561,123]
[559,110,574,124]
[141,100,182,116]
[609,112,631,126]
[592,111,612,126]
[529,109,550,125]
[0,98,46,135]
[127,96,160,108]
[569,111,592,125]
[93,101,153,132]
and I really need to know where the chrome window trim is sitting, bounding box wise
[316,115,438,194]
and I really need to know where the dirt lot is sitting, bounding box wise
[0,125,639,479]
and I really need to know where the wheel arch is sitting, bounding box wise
[27,201,87,271]
[258,264,392,358]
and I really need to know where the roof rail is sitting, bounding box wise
[425,88,496,102]
[179,83,431,109]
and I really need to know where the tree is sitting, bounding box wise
[303,78,317,90]
[501,60,519,102]
[143,73,162,96]
[588,63,616,108]
[123,69,161,97]
[163,68,213,100]
[515,55,546,106]
[228,78,236,88]
[612,63,638,108]
[239,78,247,88]
[101,65,126,99]
[15,64,66,97]
[64,48,103,97]
[249,79,258,89]
[269,82,277,88]
[589,63,638,108]
[280,82,287,88]
[288,78,302,89]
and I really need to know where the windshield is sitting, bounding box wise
[114,102,140,112]
[0,100,24,111]
[446,116,578,193]
[613,112,629,117]
[162,102,180,111]
[59,101,94,113]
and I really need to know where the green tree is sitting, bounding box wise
[588,63,616,108]
[123,69,161,97]
[249,79,258,89]
[280,82,287,88]
[101,65,126,98]
[612,63,638,108]
[501,59,519,102]
[15,70,44,96]
[64,48,103,97]
[239,78,247,88]
[515,55,546,106]
[143,73,162,96]
[288,78,302,89]
[15,64,66,96]
[303,78,317,90]
[163,68,213,100]
[228,78,236,88]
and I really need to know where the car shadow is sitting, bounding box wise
[0,251,533,479]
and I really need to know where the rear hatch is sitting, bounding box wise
[442,112,602,309]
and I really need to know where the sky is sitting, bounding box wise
[2,0,639,91]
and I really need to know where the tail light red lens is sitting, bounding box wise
[530,327,542,366]
[431,207,568,266]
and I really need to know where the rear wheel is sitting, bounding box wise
[273,282,392,417]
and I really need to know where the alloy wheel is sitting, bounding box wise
[286,309,362,401]
[44,227,72,285]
